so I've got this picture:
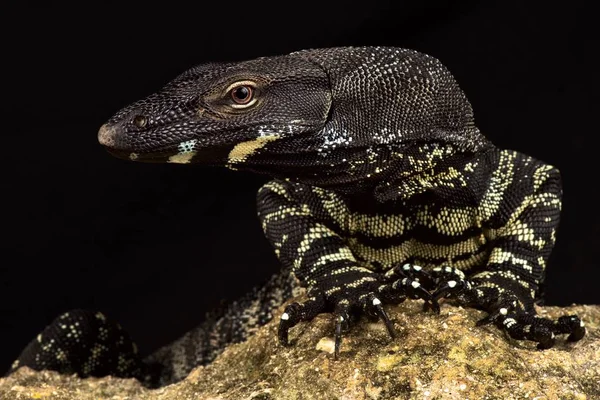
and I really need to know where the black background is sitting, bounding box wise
[1,1,597,374]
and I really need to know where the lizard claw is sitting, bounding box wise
[422,266,472,313]
[333,310,350,359]
[278,302,300,347]
[364,294,396,339]
[556,315,586,342]
[476,303,514,327]
[432,279,470,301]
[278,292,325,347]
[391,278,440,314]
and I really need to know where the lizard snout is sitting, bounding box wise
[98,124,117,147]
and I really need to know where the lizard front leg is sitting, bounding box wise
[257,180,439,357]
[432,155,585,348]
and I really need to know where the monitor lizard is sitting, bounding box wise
[8,46,586,388]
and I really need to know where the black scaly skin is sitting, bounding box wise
[9,47,585,387]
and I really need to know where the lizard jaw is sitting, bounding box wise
[97,123,180,163]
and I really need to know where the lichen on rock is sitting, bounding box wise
[1,301,598,399]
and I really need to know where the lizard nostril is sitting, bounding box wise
[133,115,147,128]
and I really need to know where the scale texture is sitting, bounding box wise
[8,47,585,388]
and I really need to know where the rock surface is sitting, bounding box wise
[1,300,598,400]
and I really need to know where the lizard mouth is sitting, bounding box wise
[103,148,173,162]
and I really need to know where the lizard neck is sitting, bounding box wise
[231,136,493,199]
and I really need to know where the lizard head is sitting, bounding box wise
[97,55,332,166]
[98,47,491,192]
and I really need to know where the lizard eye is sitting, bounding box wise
[133,115,147,128]
[231,86,253,104]
[226,81,258,109]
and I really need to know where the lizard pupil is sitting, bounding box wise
[133,115,147,128]
[231,86,253,104]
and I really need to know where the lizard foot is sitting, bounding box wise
[383,263,444,313]
[384,263,438,288]
[486,311,586,349]
[447,287,586,349]
[278,272,440,358]
[424,265,473,311]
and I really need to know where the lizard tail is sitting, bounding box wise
[8,309,143,381]
[143,267,300,387]
[9,268,300,388]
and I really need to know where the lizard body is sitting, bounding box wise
[9,47,585,387]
